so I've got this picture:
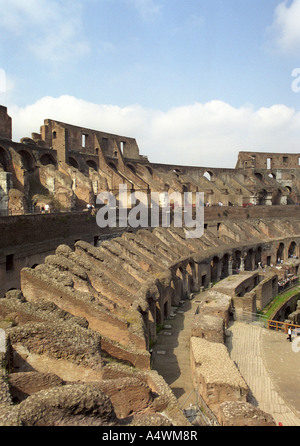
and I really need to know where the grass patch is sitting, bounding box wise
[261,285,300,320]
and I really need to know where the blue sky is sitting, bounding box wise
[1,0,300,167]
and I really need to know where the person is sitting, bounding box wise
[287,326,292,342]
[44,203,50,213]
[87,203,94,212]
[41,206,45,214]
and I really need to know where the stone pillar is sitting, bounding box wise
[265,193,273,206]
[0,172,12,214]
[240,255,245,272]
[228,256,233,276]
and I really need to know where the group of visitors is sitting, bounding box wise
[278,275,299,293]
[205,201,223,207]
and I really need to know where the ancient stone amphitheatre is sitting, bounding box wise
[1,105,300,426]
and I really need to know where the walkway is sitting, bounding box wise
[151,295,300,426]
[227,321,300,426]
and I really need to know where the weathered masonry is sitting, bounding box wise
[1,104,300,426]
[1,105,300,215]
[0,210,298,425]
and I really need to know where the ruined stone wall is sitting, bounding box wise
[236,151,300,170]
[1,211,300,425]
[40,119,141,160]
[0,106,11,140]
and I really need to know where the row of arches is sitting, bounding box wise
[145,240,300,346]
[276,241,298,263]
[0,144,102,174]
[0,145,58,172]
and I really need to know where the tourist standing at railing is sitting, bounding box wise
[287,326,292,342]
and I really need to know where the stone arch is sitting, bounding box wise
[276,242,285,263]
[221,253,229,279]
[186,261,197,293]
[40,153,56,166]
[127,163,136,174]
[18,149,35,171]
[211,256,219,283]
[145,166,153,176]
[69,157,79,169]
[258,189,268,205]
[288,241,297,258]
[109,162,118,173]
[86,160,98,170]
[244,249,254,271]
[0,146,10,171]
[255,246,262,268]
[176,266,188,299]
[232,250,241,272]
[273,189,282,205]
[284,306,291,320]
[203,171,213,181]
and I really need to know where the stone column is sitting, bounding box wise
[0,172,12,214]
[228,255,233,276]
[240,255,245,272]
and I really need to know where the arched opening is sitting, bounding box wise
[284,306,291,320]
[288,241,297,258]
[255,247,262,268]
[273,189,282,205]
[276,243,285,263]
[244,249,254,271]
[86,160,98,170]
[221,254,229,279]
[127,164,136,174]
[211,256,219,282]
[18,150,35,171]
[109,162,118,173]
[255,173,263,181]
[69,157,79,169]
[146,166,153,176]
[258,189,268,205]
[203,171,213,182]
[0,147,9,171]
[40,154,56,166]
[232,250,241,273]
[187,262,196,293]
[176,267,188,299]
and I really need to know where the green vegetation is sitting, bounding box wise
[261,285,300,320]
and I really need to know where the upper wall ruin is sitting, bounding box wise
[236,151,300,170]
[1,104,300,215]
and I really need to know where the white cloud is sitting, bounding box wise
[8,95,300,168]
[128,0,162,19]
[269,0,300,54]
[0,0,89,64]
